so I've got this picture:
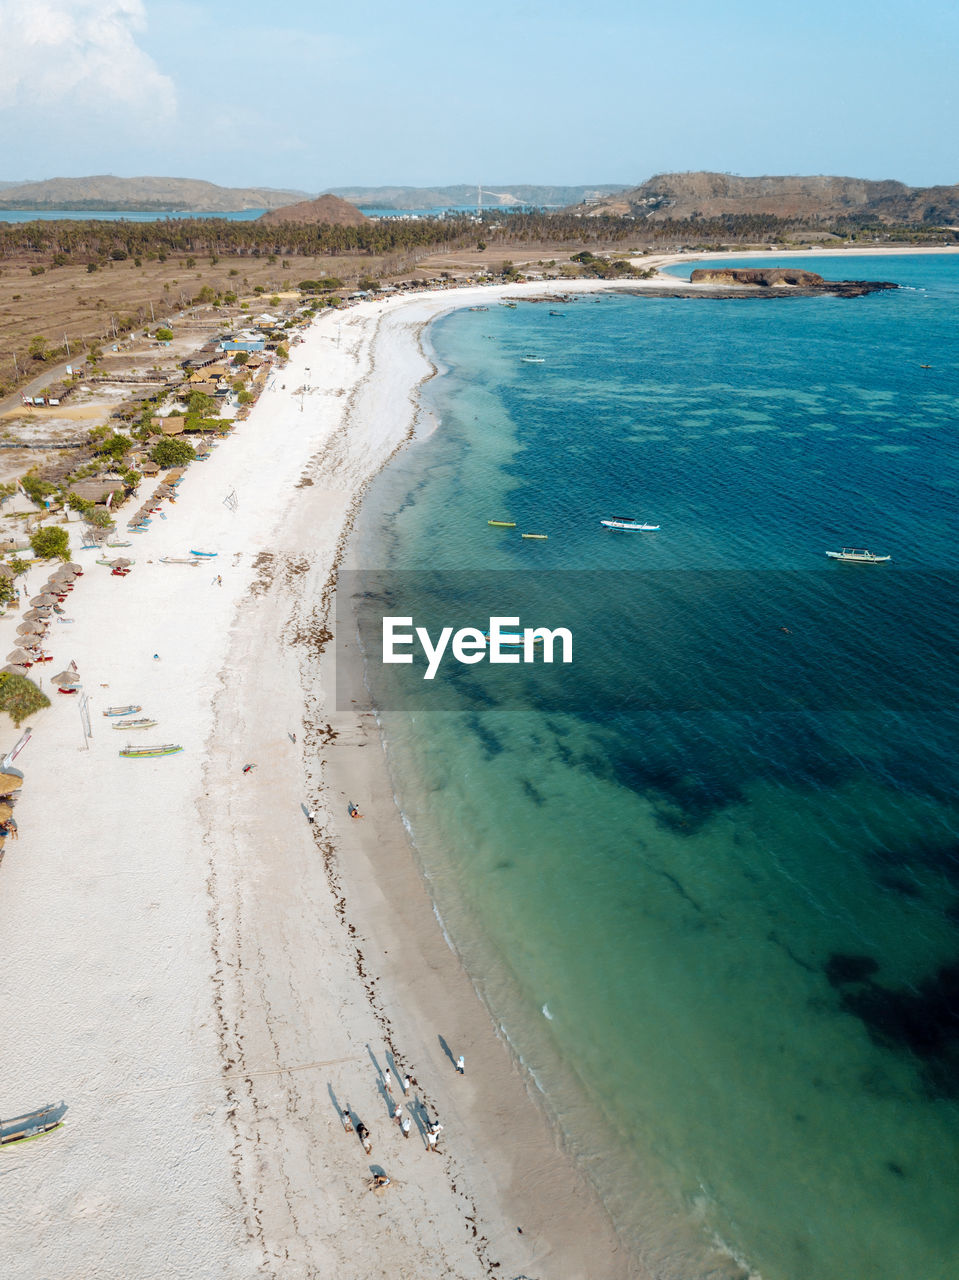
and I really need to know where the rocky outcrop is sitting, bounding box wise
[691,267,824,287]
[689,267,897,298]
[258,195,369,227]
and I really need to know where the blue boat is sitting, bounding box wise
[188,549,217,557]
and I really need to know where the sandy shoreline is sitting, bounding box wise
[0,280,639,1280]
[0,244,949,1278]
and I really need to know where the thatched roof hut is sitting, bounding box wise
[0,771,24,792]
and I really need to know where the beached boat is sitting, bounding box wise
[825,548,891,563]
[160,557,200,565]
[1,1105,63,1147]
[103,705,142,717]
[488,520,516,528]
[521,533,548,540]
[188,549,218,558]
[600,518,660,532]
[521,355,545,364]
[112,718,158,730]
[119,744,183,758]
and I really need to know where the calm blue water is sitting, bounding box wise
[0,209,266,222]
[350,257,959,1279]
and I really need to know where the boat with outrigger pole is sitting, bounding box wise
[2,1103,64,1147]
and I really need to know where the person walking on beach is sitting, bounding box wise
[401,1074,411,1096]
[357,1122,372,1155]
[307,807,316,824]
[426,1128,439,1153]
[392,1103,403,1126]
[456,1054,465,1075]
[401,1115,411,1139]
[342,1108,354,1134]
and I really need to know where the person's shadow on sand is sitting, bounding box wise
[437,1034,457,1069]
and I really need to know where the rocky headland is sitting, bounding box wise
[689,267,898,297]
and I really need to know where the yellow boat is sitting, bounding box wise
[488,520,516,527]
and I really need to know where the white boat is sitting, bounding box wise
[482,631,544,647]
[600,517,660,532]
[521,354,545,364]
[825,548,891,563]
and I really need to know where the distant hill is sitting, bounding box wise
[0,175,310,211]
[578,173,959,224]
[258,195,368,227]
[325,183,629,210]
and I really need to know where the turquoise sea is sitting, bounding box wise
[347,256,959,1279]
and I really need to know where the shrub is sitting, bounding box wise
[150,437,196,468]
[30,526,70,560]
[0,672,50,726]
[154,327,174,341]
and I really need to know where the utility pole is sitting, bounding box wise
[150,300,155,323]
[63,333,71,358]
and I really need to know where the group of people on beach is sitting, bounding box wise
[344,1050,465,1189]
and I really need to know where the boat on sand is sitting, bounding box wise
[119,744,183,758]
[103,705,142,717]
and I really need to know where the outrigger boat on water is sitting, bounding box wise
[600,517,660,532]
[119,743,183,758]
[825,548,891,563]
[103,704,142,717]
[521,354,545,364]
[1,1104,63,1147]
[482,630,544,647]
[488,520,516,528]
[112,717,158,730]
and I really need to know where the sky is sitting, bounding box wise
[0,0,955,192]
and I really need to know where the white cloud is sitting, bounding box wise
[0,0,175,117]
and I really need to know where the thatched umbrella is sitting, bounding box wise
[51,669,80,686]
[16,624,45,639]
[30,593,59,607]
[0,771,24,792]
[23,608,50,621]
[0,802,13,822]
[111,557,132,568]
[65,562,82,573]
[0,664,30,678]
[7,648,33,665]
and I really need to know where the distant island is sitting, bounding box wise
[0,175,310,212]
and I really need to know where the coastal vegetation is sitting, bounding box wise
[0,671,50,726]
[29,525,69,559]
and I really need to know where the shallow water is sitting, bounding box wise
[349,257,959,1279]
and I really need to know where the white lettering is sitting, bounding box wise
[383,617,414,663]
[488,616,521,664]
[528,627,573,663]
[417,625,454,680]
[452,627,487,664]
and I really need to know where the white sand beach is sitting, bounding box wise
[1,243,948,1277]
[0,281,640,1280]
